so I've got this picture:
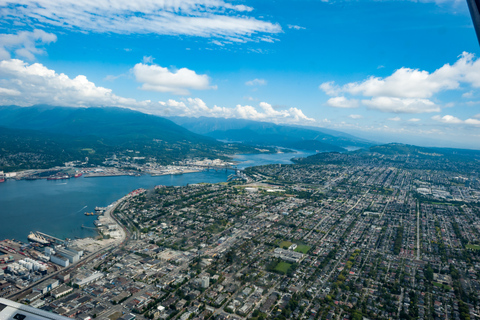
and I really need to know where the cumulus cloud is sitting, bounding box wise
[465,118,480,125]
[0,29,56,60]
[132,63,216,95]
[326,96,359,108]
[148,99,314,122]
[0,0,281,42]
[432,115,480,126]
[0,59,313,124]
[408,118,421,122]
[245,78,267,86]
[319,81,340,96]
[320,52,480,114]
[431,115,463,124]
[0,59,139,107]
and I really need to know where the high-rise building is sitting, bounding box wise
[201,276,209,288]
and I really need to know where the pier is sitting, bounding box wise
[33,231,65,244]
[81,224,97,230]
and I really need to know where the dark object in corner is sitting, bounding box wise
[467,0,480,45]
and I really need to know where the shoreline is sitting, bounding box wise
[4,163,237,181]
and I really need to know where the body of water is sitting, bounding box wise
[233,150,315,169]
[0,150,315,242]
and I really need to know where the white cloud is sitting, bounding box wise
[132,63,216,95]
[408,118,421,122]
[245,78,267,86]
[320,52,480,114]
[465,118,480,126]
[0,29,56,60]
[0,59,313,124]
[348,114,363,119]
[287,24,305,30]
[326,96,359,108]
[0,0,281,42]
[211,40,225,46]
[319,81,340,96]
[0,87,21,96]
[432,115,464,124]
[142,56,154,64]
[0,59,139,107]
[339,67,458,99]
[362,97,440,113]
[152,99,314,122]
[431,115,480,127]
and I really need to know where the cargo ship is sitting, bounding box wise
[27,232,50,245]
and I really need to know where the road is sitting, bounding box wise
[416,200,420,260]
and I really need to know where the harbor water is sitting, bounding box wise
[0,151,315,242]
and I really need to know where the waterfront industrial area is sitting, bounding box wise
[1,149,480,320]
[0,158,238,182]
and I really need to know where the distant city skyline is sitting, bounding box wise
[1,0,480,149]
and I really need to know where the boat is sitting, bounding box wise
[27,232,50,245]
[0,178,5,183]
[47,175,69,180]
[74,173,83,178]
[84,212,95,216]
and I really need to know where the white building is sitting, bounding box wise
[56,247,81,264]
[73,272,104,287]
[50,254,69,267]
[201,276,209,288]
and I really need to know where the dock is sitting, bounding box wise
[32,231,65,245]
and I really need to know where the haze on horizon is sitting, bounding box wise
[0,0,480,149]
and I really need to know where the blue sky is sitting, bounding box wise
[1,0,480,149]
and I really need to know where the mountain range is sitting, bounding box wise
[0,106,273,170]
[169,116,375,152]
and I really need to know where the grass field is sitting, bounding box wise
[433,282,451,291]
[279,241,293,248]
[466,243,480,250]
[275,261,292,274]
[294,244,311,254]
